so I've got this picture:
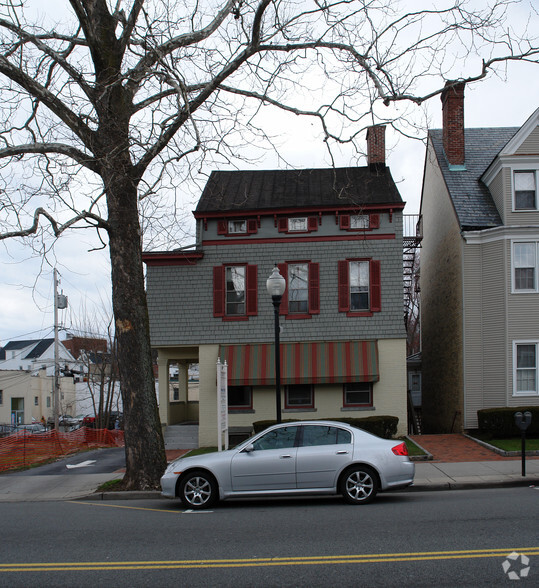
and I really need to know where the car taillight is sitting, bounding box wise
[391,442,408,456]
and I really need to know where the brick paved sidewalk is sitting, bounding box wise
[409,434,526,462]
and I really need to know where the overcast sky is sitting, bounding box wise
[1,4,538,346]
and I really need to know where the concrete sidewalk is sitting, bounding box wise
[0,458,537,502]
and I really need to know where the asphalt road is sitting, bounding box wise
[4,447,126,476]
[1,486,538,587]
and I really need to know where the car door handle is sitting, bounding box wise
[336,450,349,455]
[280,454,293,459]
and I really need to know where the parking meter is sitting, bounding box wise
[514,411,532,476]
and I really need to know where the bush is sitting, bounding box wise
[477,406,539,438]
[252,416,399,439]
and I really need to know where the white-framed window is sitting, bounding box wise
[288,217,308,232]
[228,220,247,234]
[225,266,246,315]
[513,341,538,396]
[349,260,370,311]
[288,263,308,314]
[513,241,538,292]
[514,171,537,211]
[350,214,370,229]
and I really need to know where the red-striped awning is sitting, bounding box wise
[220,341,378,386]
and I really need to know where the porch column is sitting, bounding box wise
[177,362,189,403]
[157,354,170,428]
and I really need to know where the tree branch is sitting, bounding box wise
[0,56,95,148]
[0,143,99,173]
[0,207,109,241]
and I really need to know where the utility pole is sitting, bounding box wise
[53,268,60,431]
[53,269,68,430]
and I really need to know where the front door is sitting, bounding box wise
[11,398,24,426]
[230,425,299,491]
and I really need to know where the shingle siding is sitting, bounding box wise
[147,223,405,347]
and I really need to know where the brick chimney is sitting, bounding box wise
[441,81,465,168]
[366,125,386,170]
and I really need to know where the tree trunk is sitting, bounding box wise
[106,168,167,490]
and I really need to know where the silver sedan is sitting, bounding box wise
[161,421,414,508]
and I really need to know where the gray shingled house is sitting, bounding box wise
[144,126,408,446]
[420,82,539,432]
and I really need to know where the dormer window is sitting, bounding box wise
[288,217,308,232]
[217,219,257,236]
[228,220,247,234]
[278,216,318,233]
[350,214,370,229]
[514,171,537,211]
[339,213,380,230]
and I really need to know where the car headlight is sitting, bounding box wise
[165,460,182,475]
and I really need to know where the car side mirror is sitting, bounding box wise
[243,444,254,453]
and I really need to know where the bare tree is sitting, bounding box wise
[0,0,537,488]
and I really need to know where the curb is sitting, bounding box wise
[405,436,433,461]
[405,478,539,493]
[80,490,162,501]
[78,478,539,501]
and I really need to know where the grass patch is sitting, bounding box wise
[96,478,125,492]
[475,436,539,452]
[403,437,427,457]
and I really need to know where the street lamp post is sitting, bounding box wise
[266,265,286,424]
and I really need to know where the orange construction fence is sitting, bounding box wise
[0,427,124,472]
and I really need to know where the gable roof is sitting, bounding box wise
[429,127,518,230]
[2,339,54,359]
[195,167,403,215]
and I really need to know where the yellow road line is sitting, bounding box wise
[1,548,538,572]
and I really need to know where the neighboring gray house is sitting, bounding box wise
[144,126,409,446]
[420,81,539,432]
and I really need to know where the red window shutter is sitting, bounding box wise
[308,263,320,314]
[338,260,349,312]
[369,214,380,229]
[339,215,350,230]
[217,220,227,235]
[308,217,318,232]
[278,218,288,232]
[213,266,225,317]
[370,259,381,312]
[278,263,288,315]
[246,264,258,315]
[247,219,257,234]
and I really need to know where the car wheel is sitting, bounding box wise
[340,466,378,505]
[179,470,218,509]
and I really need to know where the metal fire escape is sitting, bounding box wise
[403,214,422,434]
[403,214,422,333]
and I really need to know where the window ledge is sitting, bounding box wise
[222,316,249,321]
[283,408,317,413]
[285,314,312,320]
[228,409,255,414]
[341,406,375,411]
[346,311,373,317]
